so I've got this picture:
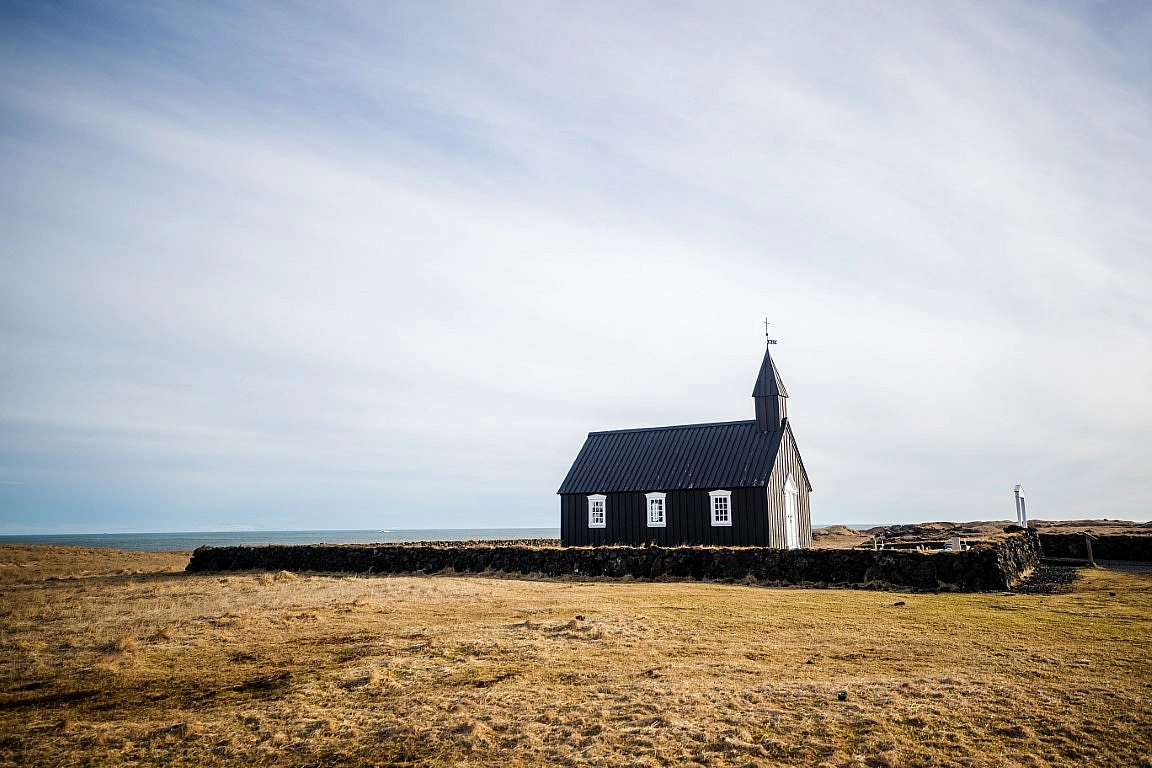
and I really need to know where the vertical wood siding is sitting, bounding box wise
[558,418,812,548]
[561,487,772,547]
[764,424,813,548]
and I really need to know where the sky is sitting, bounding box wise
[1,1,1150,533]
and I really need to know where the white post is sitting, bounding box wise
[1013,485,1027,528]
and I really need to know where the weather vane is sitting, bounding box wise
[763,317,777,345]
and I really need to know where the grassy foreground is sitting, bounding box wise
[1,545,1149,767]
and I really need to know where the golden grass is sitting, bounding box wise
[0,544,189,584]
[1,545,1149,767]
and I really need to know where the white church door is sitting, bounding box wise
[783,475,800,550]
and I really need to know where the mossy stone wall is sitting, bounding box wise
[1038,533,1152,561]
[187,531,1041,593]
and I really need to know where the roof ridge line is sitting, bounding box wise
[588,420,756,436]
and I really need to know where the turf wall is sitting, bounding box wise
[1038,533,1152,562]
[187,530,1041,592]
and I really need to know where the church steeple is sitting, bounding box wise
[752,342,788,432]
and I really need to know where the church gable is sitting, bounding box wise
[765,422,813,549]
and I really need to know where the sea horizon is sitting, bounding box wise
[0,528,562,552]
[0,523,889,552]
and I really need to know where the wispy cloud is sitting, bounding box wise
[1,1,1149,531]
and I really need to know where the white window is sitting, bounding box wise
[645,492,667,527]
[710,490,732,526]
[587,494,606,528]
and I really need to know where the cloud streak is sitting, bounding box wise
[1,1,1150,532]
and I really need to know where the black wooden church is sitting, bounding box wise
[557,342,812,548]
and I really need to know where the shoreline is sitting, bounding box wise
[3,518,1147,553]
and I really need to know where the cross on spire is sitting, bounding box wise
[763,317,777,345]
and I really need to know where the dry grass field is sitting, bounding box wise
[1,545,1149,767]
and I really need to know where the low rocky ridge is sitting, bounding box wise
[813,520,1152,558]
[187,530,1042,592]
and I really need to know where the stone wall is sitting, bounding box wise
[1038,533,1152,561]
[187,530,1041,592]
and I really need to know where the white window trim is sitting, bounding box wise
[645,492,667,527]
[587,494,606,528]
[709,489,732,527]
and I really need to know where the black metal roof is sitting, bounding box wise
[556,420,785,494]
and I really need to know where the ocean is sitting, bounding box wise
[0,524,887,552]
[0,528,562,552]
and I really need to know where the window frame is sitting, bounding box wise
[645,492,667,527]
[587,494,606,528]
[709,489,733,526]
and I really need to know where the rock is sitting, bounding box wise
[837,691,848,701]
[1014,565,1078,595]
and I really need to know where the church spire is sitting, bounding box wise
[752,341,788,432]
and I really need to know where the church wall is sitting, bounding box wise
[560,487,772,547]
